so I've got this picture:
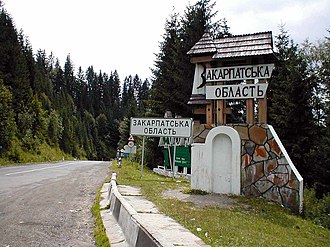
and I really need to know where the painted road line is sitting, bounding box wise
[5,162,78,176]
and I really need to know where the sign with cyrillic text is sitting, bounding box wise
[130,118,193,137]
[205,64,275,82]
[206,83,268,100]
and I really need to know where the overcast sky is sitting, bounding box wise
[4,0,330,81]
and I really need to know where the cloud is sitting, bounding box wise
[218,0,329,44]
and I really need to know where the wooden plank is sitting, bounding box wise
[258,79,267,123]
[223,108,232,114]
[246,79,255,124]
[193,106,206,115]
[216,81,224,125]
[216,99,224,125]
[190,56,214,64]
[206,102,213,125]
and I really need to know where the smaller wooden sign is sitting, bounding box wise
[206,83,268,100]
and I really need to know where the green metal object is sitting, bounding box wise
[174,146,191,168]
[163,146,191,168]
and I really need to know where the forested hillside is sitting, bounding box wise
[0,0,329,199]
[0,2,150,162]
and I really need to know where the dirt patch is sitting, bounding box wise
[162,189,238,208]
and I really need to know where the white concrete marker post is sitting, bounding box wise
[167,145,175,180]
[140,136,145,178]
[173,145,177,179]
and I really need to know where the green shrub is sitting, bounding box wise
[304,187,330,228]
[0,140,73,165]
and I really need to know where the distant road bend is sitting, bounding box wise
[0,160,110,247]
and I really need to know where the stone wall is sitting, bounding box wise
[193,123,303,212]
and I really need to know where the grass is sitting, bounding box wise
[91,185,110,247]
[0,142,73,166]
[111,159,330,247]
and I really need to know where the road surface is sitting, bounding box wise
[0,161,111,247]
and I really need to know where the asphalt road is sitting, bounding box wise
[0,161,111,247]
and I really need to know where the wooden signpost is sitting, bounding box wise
[187,31,277,126]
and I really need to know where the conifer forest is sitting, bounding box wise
[0,0,329,201]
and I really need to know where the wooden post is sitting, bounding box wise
[206,101,213,125]
[246,79,255,124]
[258,79,267,124]
[216,99,225,125]
[216,82,225,125]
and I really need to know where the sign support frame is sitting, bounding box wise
[140,136,145,178]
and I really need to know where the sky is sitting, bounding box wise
[3,0,330,81]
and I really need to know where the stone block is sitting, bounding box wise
[198,129,208,139]
[267,174,289,187]
[273,165,289,174]
[194,137,205,143]
[254,161,265,181]
[277,157,288,165]
[264,158,278,174]
[253,145,269,162]
[233,125,249,140]
[268,138,282,157]
[242,167,253,187]
[263,187,282,204]
[255,179,274,194]
[242,153,252,168]
[242,184,261,196]
[243,161,264,185]
[193,124,205,136]
[288,178,300,190]
[244,141,255,156]
[279,187,299,211]
[249,125,267,145]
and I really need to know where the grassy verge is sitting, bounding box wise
[0,142,73,166]
[0,143,73,166]
[91,185,110,247]
[112,159,330,247]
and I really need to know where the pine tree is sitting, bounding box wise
[268,26,316,186]
[147,0,223,168]
[95,113,111,160]
[35,50,54,100]
[76,66,87,112]
[150,0,224,117]
[85,66,97,115]
[64,55,76,98]
[300,32,330,196]
[121,75,138,118]
[150,12,181,116]
[138,79,150,113]
[0,8,33,115]
[0,81,17,153]
[48,109,63,146]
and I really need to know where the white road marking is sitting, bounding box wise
[5,162,78,176]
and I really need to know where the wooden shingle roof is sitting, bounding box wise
[188,31,274,59]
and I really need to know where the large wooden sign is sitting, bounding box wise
[130,118,193,138]
[206,83,268,100]
[205,64,275,82]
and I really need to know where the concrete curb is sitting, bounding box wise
[100,173,210,247]
[101,173,161,247]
